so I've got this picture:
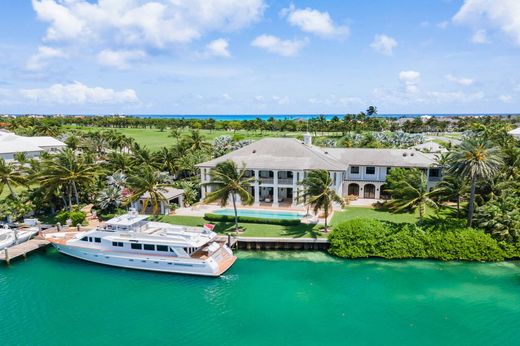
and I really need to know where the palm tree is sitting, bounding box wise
[182,130,212,152]
[202,160,254,232]
[446,139,503,227]
[126,167,172,215]
[435,173,467,217]
[0,158,26,199]
[366,106,378,116]
[300,170,344,232]
[387,172,438,221]
[37,149,100,209]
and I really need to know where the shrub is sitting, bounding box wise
[328,218,508,261]
[56,210,86,226]
[203,213,300,226]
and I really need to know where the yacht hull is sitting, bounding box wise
[50,243,236,277]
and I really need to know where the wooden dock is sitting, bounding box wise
[0,238,50,264]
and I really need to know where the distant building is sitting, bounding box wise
[131,187,185,215]
[197,135,441,207]
[0,130,66,162]
[412,141,448,153]
[509,127,520,139]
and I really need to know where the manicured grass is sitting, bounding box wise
[70,126,304,151]
[330,206,425,224]
[153,215,324,238]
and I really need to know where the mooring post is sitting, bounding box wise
[4,248,9,264]
[227,234,231,247]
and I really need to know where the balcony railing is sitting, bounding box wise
[258,178,294,185]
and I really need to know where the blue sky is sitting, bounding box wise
[0,0,519,115]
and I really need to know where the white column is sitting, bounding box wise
[375,183,381,200]
[254,170,260,206]
[273,170,279,207]
[200,168,206,200]
[291,170,298,206]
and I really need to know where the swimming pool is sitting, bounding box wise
[214,209,305,220]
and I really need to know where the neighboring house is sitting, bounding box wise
[0,130,66,161]
[196,134,441,208]
[509,127,520,139]
[412,141,448,153]
[131,187,185,215]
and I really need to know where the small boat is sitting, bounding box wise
[14,227,40,244]
[44,210,236,277]
[0,225,15,250]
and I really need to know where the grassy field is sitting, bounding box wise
[70,126,306,151]
[153,206,423,238]
[331,206,425,224]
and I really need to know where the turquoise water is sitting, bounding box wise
[215,208,304,220]
[1,249,520,346]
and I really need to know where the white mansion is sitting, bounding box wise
[0,130,66,162]
[197,134,441,208]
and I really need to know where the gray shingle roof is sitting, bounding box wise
[196,138,347,171]
[321,148,436,168]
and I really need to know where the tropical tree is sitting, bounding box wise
[0,158,26,199]
[386,169,438,221]
[37,149,101,210]
[126,166,172,215]
[300,170,344,231]
[202,160,254,232]
[182,130,212,152]
[366,106,378,116]
[435,173,467,217]
[446,139,503,227]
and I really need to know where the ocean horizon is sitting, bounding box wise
[7,113,519,121]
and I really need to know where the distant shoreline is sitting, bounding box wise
[3,113,520,121]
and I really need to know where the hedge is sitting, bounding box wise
[204,213,301,226]
[56,210,87,227]
[328,218,520,262]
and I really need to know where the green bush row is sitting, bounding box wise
[56,210,87,227]
[328,218,520,262]
[203,213,301,226]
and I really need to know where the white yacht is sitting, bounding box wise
[0,225,15,250]
[44,210,236,277]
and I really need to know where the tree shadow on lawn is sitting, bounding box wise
[209,222,322,239]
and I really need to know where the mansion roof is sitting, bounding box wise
[197,138,437,171]
[0,130,66,155]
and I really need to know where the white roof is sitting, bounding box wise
[106,214,150,226]
[509,127,520,138]
[197,137,437,170]
[141,187,184,200]
[31,136,67,147]
[0,131,65,154]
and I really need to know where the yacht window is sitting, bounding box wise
[94,238,101,243]
[112,242,123,247]
[144,244,155,251]
[88,237,93,242]
[156,245,168,252]
[131,243,142,250]
[81,237,88,241]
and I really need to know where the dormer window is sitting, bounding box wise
[366,167,376,175]
[350,166,360,174]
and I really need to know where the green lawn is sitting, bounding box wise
[330,206,424,224]
[70,126,305,151]
[153,206,426,238]
[153,215,324,238]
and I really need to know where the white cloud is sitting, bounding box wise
[222,93,232,101]
[32,0,265,47]
[26,45,68,71]
[20,81,139,104]
[97,50,146,69]
[437,21,449,29]
[445,74,475,86]
[280,4,349,38]
[472,29,490,44]
[370,34,397,55]
[453,0,520,45]
[204,38,231,58]
[399,70,421,93]
[251,35,308,56]
[308,95,361,106]
[499,95,512,103]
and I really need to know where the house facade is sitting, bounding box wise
[196,135,441,208]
